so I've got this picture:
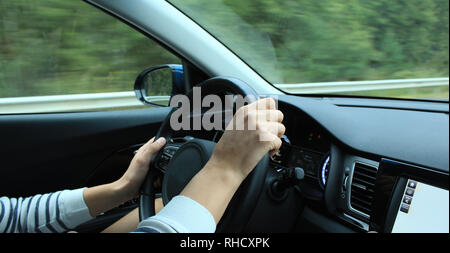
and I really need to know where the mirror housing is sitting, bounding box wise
[134,64,184,106]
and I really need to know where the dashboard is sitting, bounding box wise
[270,96,449,233]
[166,94,449,233]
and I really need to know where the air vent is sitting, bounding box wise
[350,162,378,216]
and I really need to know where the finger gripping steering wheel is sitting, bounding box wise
[139,77,270,232]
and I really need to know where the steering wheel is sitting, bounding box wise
[139,77,270,232]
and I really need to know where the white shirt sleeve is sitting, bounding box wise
[0,188,93,233]
[136,195,216,233]
[58,188,93,229]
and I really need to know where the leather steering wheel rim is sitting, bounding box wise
[139,76,269,232]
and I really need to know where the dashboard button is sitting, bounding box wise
[403,196,412,204]
[400,203,410,213]
[408,180,417,189]
[405,188,415,197]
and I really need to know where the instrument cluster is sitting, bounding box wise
[270,106,333,198]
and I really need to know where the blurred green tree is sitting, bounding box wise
[0,0,448,99]
[0,0,180,97]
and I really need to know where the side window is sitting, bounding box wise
[0,1,180,114]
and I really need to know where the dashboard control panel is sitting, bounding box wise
[271,140,331,201]
[272,142,328,180]
[391,179,449,233]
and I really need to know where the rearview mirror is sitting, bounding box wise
[134,64,184,106]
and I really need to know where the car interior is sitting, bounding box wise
[0,0,448,233]
[1,58,448,233]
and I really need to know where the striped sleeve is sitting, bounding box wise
[0,188,93,233]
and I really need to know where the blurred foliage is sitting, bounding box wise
[0,0,180,98]
[0,0,448,99]
[144,67,172,97]
[171,0,449,95]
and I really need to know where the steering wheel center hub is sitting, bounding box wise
[162,139,216,205]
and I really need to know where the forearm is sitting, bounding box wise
[179,159,243,224]
[83,180,132,217]
[102,198,164,233]
[135,160,241,233]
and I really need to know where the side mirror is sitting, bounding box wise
[134,64,184,106]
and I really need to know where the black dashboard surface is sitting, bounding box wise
[276,95,449,173]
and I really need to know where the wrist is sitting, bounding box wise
[203,157,245,188]
[111,178,136,202]
[179,156,245,224]
[84,180,134,218]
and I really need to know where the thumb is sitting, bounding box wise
[142,137,166,158]
[134,137,166,167]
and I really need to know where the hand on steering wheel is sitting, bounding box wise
[180,97,285,223]
[208,98,285,183]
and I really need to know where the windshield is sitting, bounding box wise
[169,0,449,100]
